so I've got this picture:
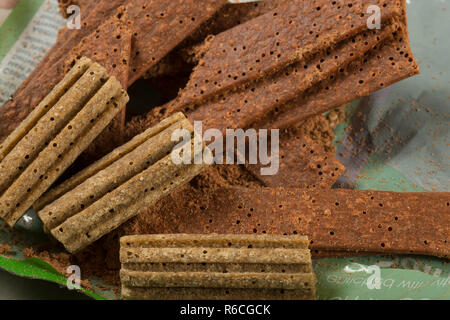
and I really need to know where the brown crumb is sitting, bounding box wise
[0,243,12,255]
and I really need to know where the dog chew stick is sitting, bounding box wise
[260,26,419,130]
[141,187,449,259]
[188,22,397,135]
[39,119,211,253]
[0,58,128,227]
[178,0,402,106]
[125,0,228,86]
[120,234,316,300]
[38,113,193,228]
[0,0,128,142]
[35,113,187,211]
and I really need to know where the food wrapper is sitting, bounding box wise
[0,0,448,300]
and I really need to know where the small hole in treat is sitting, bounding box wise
[381,243,385,247]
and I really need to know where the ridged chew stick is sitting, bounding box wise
[38,113,210,253]
[35,113,187,211]
[120,234,316,300]
[0,58,128,227]
[0,2,132,147]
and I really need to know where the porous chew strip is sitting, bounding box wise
[122,287,315,301]
[126,16,399,136]
[179,0,402,106]
[121,272,315,290]
[188,23,397,134]
[125,0,228,85]
[144,0,286,79]
[0,65,127,226]
[38,116,194,230]
[0,58,92,163]
[141,188,450,259]
[247,132,345,188]
[35,113,186,211]
[260,27,419,130]
[46,136,210,253]
[0,62,108,197]
[121,234,309,249]
[120,234,315,300]
[6,92,128,228]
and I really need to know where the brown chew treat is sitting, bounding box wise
[124,0,228,86]
[133,187,449,259]
[38,114,211,253]
[143,0,287,80]
[0,0,126,142]
[64,8,132,157]
[187,23,398,134]
[178,0,402,106]
[266,27,419,130]
[247,131,345,188]
[0,58,128,227]
[35,113,187,211]
[63,7,133,156]
[120,234,316,300]
[180,0,283,48]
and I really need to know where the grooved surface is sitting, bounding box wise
[38,115,209,253]
[0,58,128,226]
[120,234,316,300]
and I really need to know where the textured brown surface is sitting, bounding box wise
[179,0,402,106]
[124,0,228,86]
[38,113,193,231]
[0,58,128,226]
[64,8,133,158]
[126,187,449,259]
[41,116,210,253]
[263,27,419,130]
[57,0,96,18]
[144,0,286,79]
[35,113,187,211]
[0,0,126,142]
[247,131,345,188]
[120,234,316,300]
[187,24,397,135]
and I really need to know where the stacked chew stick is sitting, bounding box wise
[120,234,316,300]
[0,0,447,290]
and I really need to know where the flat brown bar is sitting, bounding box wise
[179,0,402,106]
[134,187,449,258]
[261,26,419,130]
[125,0,228,85]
